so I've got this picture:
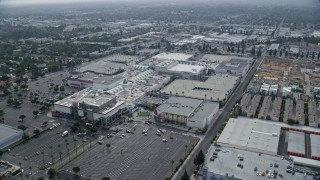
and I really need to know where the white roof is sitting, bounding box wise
[290,156,320,168]
[162,75,239,102]
[310,134,320,158]
[152,53,193,61]
[205,146,292,180]
[282,87,292,93]
[217,118,281,155]
[288,131,305,155]
[168,64,205,74]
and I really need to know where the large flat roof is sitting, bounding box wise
[55,89,114,107]
[188,102,219,122]
[68,72,124,85]
[204,146,291,180]
[152,53,193,61]
[162,75,239,101]
[288,131,305,155]
[0,124,22,144]
[217,118,281,155]
[157,96,203,117]
[215,58,249,71]
[199,54,233,63]
[168,64,205,74]
[310,134,320,158]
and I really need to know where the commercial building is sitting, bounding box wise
[56,69,171,126]
[54,88,127,126]
[215,58,250,76]
[65,72,124,90]
[217,118,281,155]
[269,43,280,51]
[156,96,219,129]
[162,75,240,104]
[152,52,193,62]
[203,146,293,180]
[77,55,140,75]
[310,134,320,160]
[287,131,305,157]
[154,60,206,80]
[0,161,22,179]
[0,124,23,150]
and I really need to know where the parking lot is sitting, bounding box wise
[2,123,94,177]
[0,70,76,135]
[64,122,199,180]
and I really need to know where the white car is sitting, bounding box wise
[162,139,167,142]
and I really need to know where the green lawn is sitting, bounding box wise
[137,111,150,116]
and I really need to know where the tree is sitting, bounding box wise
[47,168,57,178]
[0,150,3,158]
[180,170,190,180]
[170,160,175,174]
[251,46,255,55]
[7,98,13,105]
[106,144,111,152]
[90,126,98,134]
[59,86,65,92]
[194,150,205,167]
[33,129,40,136]
[19,115,26,121]
[37,177,44,180]
[40,106,46,111]
[185,144,188,156]
[33,110,39,117]
[22,134,30,141]
[288,119,296,125]
[257,48,262,57]
[102,177,110,180]
[18,125,27,131]
[20,84,28,89]
[72,166,80,174]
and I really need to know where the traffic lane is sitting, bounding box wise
[64,124,198,180]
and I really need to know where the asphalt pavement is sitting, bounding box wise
[63,122,198,180]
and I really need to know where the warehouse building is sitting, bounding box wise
[215,58,250,76]
[154,60,206,80]
[0,124,23,150]
[161,74,240,104]
[288,131,305,157]
[152,52,193,62]
[310,134,320,160]
[203,146,292,180]
[217,118,281,155]
[156,96,219,129]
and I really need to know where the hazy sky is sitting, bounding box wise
[1,0,319,7]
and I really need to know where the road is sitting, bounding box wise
[173,52,267,179]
